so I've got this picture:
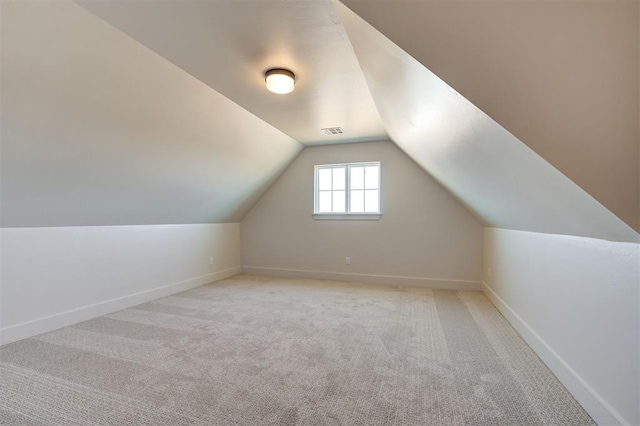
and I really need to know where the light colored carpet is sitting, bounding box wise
[0,275,594,425]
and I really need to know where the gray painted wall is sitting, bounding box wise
[242,141,483,287]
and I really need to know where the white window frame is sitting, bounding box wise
[313,161,381,220]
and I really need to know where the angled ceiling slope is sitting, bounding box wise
[77,0,387,146]
[336,1,638,244]
[341,0,639,233]
[1,1,302,227]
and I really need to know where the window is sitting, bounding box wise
[314,162,380,217]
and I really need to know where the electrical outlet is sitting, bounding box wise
[345,257,351,265]
[209,257,214,266]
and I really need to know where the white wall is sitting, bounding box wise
[0,223,241,345]
[242,141,483,289]
[483,228,639,426]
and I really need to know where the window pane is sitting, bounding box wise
[332,167,346,190]
[318,168,332,190]
[350,190,364,213]
[364,165,379,189]
[318,191,332,212]
[332,191,346,212]
[365,190,379,212]
[350,166,364,190]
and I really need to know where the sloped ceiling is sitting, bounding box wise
[335,1,638,243]
[341,0,640,232]
[1,1,301,227]
[2,0,637,243]
[77,0,387,146]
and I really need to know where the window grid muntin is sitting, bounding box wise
[315,164,347,213]
[314,162,380,214]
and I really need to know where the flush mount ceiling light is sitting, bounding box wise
[264,68,295,94]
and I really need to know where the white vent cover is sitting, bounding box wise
[321,127,344,135]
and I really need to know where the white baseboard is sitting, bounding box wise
[242,266,481,291]
[0,266,241,346]
[482,282,629,426]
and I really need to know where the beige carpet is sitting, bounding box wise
[0,275,594,425]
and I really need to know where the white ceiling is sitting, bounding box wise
[1,1,301,226]
[342,0,639,232]
[78,0,387,146]
[2,0,636,243]
[335,1,638,243]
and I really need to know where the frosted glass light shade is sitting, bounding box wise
[265,69,295,94]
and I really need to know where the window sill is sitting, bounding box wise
[312,213,382,221]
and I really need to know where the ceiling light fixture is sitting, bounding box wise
[265,68,295,94]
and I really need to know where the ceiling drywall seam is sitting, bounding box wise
[2,1,302,227]
[335,1,638,244]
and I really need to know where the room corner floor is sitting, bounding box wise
[0,275,594,425]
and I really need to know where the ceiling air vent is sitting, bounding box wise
[321,127,344,135]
